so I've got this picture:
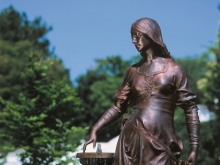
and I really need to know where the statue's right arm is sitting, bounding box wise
[83,67,134,152]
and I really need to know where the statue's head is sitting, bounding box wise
[131,18,171,58]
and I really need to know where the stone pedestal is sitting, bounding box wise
[76,152,115,165]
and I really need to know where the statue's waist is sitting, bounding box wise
[133,98,176,113]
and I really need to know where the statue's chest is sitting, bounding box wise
[132,72,175,96]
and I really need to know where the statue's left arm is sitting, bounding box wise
[175,65,200,165]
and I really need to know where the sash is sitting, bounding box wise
[126,122,177,161]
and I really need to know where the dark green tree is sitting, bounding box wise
[0,6,51,55]
[0,55,86,165]
[0,6,70,103]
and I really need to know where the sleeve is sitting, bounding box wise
[92,67,133,131]
[175,65,200,147]
[113,67,133,114]
[175,65,198,111]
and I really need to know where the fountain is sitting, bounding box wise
[76,144,115,165]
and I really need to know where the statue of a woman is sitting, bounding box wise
[83,18,200,165]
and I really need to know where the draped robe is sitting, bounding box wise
[112,57,199,165]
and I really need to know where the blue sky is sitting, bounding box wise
[1,1,220,82]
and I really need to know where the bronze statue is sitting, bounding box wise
[83,18,200,165]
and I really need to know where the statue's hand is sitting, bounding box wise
[83,129,97,153]
[187,147,198,165]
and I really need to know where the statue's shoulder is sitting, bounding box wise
[167,58,185,74]
[124,61,141,78]
[126,65,137,76]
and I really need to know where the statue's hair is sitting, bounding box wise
[131,18,172,59]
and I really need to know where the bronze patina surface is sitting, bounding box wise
[82,18,200,165]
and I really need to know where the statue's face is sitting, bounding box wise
[131,31,151,52]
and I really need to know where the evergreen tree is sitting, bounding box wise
[0,6,70,103]
[0,55,86,165]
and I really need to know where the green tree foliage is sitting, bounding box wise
[0,6,51,55]
[174,29,220,164]
[197,30,220,113]
[0,6,74,163]
[0,6,70,103]
[196,29,220,165]
[0,55,87,165]
[76,56,131,141]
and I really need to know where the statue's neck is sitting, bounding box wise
[141,47,157,62]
